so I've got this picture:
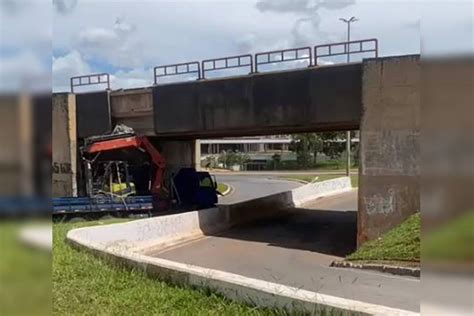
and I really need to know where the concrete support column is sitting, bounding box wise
[52,93,77,197]
[160,140,199,177]
[358,55,420,245]
[194,139,201,171]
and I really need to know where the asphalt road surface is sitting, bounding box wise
[215,174,301,204]
[155,190,420,312]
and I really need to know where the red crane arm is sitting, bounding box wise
[86,135,166,196]
[136,137,166,195]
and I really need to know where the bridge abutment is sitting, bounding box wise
[358,55,420,245]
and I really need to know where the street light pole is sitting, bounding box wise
[339,16,358,62]
[339,16,358,176]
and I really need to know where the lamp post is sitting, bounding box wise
[339,16,358,62]
[339,16,358,176]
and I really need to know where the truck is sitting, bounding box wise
[53,126,220,221]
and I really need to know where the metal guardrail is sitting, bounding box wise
[154,61,201,84]
[255,47,312,73]
[70,73,110,93]
[71,39,379,89]
[202,54,253,78]
[314,38,378,66]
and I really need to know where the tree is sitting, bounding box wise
[291,133,323,168]
[271,153,281,170]
[320,132,346,159]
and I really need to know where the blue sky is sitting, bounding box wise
[0,0,472,92]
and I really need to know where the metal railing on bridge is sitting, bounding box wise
[70,38,379,91]
[254,46,312,73]
[314,38,378,66]
[70,73,110,93]
[153,61,201,84]
[202,54,253,78]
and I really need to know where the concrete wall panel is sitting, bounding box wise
[252,70,311,127]
[76,91,111,138]
[310,64,362,125]
[200,77,253,130]
[358,55,420,245]
[110,88,155,135]
[153,82,199,133]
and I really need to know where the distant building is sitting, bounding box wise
[200,135,359,170]
[201,136,294,170]
[201,136,292,154]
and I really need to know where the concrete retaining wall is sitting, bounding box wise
[358,55,420,245]
[68,177,352,255]
[292,176,352,205]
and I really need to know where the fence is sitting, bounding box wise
[70,73,110,93]
[71,38,379,91]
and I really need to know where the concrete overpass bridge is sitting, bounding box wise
[53,39,420,245]
[130,63,360,139]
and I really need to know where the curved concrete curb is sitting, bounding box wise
[65,177,419,315]
[20,225,52,252]
[219,182,232,196]
[331,261,420,278]
[67,234,417,316]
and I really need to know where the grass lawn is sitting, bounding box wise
[346,213,420,263]
[217,182,229,194]
[279,174,359,187]
[53,220,284,315]
[422,212,474,262]
[0,221,51,316]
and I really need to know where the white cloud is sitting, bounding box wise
[0,50,49,92]
[74,17,142,68]
[111,68,153,90]
[52,50,91,92]
[49,0,471,91]
[53,0,78,15]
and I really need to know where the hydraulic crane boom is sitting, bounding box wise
[53,128,218,220]
[86,135,166,196]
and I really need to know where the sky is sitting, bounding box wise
[0,0,472,92]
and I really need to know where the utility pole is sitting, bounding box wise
[339,16,358,176]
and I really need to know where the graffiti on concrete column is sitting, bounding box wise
[364,188,395,215]
[53,162,72,174]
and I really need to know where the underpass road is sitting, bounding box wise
[156,190,420,312]
[215,174,301,204]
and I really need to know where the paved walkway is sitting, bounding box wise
[154,190,420,312]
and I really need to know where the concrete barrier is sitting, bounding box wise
[66,177,406,315]
[292,176,352,205]
[68,177,352,254]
